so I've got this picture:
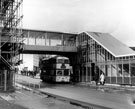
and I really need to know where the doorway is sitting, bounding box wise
[91,63,95,81]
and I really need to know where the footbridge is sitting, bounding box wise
[21,29,78,56]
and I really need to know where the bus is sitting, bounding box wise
[40,56,72,83]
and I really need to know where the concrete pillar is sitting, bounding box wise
[122,60,124,84]
[129,59,131,84]
[4,70,7,91]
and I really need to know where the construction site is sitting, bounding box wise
[0,0,23,92]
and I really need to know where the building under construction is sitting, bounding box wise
[0,0,23,91]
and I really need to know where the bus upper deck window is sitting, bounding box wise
[57,59,64,63]
[64,60,69,64]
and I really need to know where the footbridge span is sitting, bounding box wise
[21,29,78,57]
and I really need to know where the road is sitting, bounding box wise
[15,74,135,109]
[0,74,85,109]
[9,89,84,109]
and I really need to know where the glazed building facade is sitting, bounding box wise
[75,32,135,85]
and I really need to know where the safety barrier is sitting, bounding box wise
[15,79,41,93]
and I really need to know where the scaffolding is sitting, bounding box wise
[0,0,23,92]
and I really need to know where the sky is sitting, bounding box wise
[23,0,135,47]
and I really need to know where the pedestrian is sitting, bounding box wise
[100,72,105,85]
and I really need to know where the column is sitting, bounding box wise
[44,32,47,46]
[115,62,117,84]
[86,66,88,82]
[4,70,7,91]
[27,31,29,45]
[61,34,64,46]
[49,33,51,46]
[122,60,124,84]
[35,35,36,45]
[129,59,131,84]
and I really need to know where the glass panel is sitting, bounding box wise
[23,38,28,44]
[28,31,38,45]
[123,63,129,77]
[81,67,85,82]
[131,63,135,77]
[87,67,91,81]
[46,38,50,46]
[36,36,45,45]
[107,65,111,76]
[48,33,62,46]
[57,70,63,76]
[118,64,122,77]
[64,69,69,76]
[100,65,105,75]
[57,59,64,63]
[111,64,117,77]
[63,34,76,46]
[29,37,35,45]
[51,40,61,46]
[84,67,86,82]
[64,59,69,64]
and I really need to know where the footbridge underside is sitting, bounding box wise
[22,45,77,56]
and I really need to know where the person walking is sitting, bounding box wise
[100,73,105,85]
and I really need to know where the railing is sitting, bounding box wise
[16,80,40,88]
[15,77,41,93]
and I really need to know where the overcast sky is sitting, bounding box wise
[23,0,135,46]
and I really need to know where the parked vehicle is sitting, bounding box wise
[40,56,72,83]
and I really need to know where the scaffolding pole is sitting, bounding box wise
[0,0,23,92]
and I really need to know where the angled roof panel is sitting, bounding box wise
[85,32,135,57]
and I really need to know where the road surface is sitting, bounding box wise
[15,74,135,109]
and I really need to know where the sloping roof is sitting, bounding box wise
[85,31,135,57]
[130,47,135,51]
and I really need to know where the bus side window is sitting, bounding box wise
[64,69,69,76]
[70,70,73,75]
[57,70,63,76]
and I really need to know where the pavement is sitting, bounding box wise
[1,74,135,109]
[38,86,135,109]
[0,94,28,109]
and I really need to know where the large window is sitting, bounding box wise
[63,34,76,46]
[107,65,111,76]
[47,33,62,46]
[57,59,64,63]
[36,36,45,45]
[28,37,35,45]
[123,63,130,77]
[57,70,63,76]
[111,64,117,76]
[64,70,69,76]
[131,63,135,76]
[117,63,122,77]
[100,65,105,75]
